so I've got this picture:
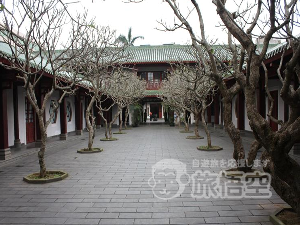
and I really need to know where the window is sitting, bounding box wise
[49,100,58,124]
[66,101,72,122]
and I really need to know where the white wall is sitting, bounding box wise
[232,95,238,128]
[112,104,119,125]
[45,91,61,137]
[6,89,14,147]
[244,102,251,131]
[82,99,86,130]
[18,87,26,145]
[267,79,284,129]
[66,96,76,133]
[190,113,195,124]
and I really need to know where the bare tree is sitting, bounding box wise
[104,67,146,138]
[0,0,89,177]
[161,0,263,171]
[212,0,300,215]
[76,25,126,150]
[161,63,216,147]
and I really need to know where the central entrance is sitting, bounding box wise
[150,103,159,120]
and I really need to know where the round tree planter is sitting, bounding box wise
[23,171,68,184]
[270,207,300,225]
[100,138,118,141]
[77,148,103,154]
[180,130,193,133]
[113,132,127,134]
[197,146,223,151]
[186,136,204,139]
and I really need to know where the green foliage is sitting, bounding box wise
[116,27,144,46]
[131,103,142,127]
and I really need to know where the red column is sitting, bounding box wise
[60,95,67,140]
[214,94,220,126]
[13,84,21,147]
[75,92,83,135]
[0,82,11,160]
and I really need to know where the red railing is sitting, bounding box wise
[146,81,162,90]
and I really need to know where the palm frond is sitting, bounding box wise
[131,36,144,45]
[116,35,129,45]
[128,27,132,43]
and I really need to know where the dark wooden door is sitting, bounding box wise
[269,90,278,131]
[25,98,35,143]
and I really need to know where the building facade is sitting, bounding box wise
[0,42,293,160]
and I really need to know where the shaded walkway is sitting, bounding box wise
[0,124,288,224]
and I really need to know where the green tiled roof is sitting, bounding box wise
[123,44,233,64]
[144,90,162,96]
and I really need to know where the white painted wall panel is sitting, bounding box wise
[6,89,14,146]
[18,87,26,145]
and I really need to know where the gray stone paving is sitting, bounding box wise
[0,124,290,224]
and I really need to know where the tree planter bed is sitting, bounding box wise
[186,136,204,139]
[77,148,103,154]
[197,146,223,151]
[270,207,300,225]
[100,138,118,141]
[23,171,68,184]
[113,132,127,134]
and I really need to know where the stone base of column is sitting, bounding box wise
[96,125,101,129]
[76,130,83,135]
[293,143,300,155]
[60,133,68,140]
[14,139,22,148]
[0,148,11,160]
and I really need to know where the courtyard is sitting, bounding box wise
[0,124,292,225]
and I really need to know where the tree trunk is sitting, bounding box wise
[98,111,109,139]
[119,109,123,132]
[104,120,108,139]
[108,108,121,139]
[194,113,200,137]
[201,108,212,148]
[223,98,245,165]
[38,114,47,178]
[246,139,261,168]
[124,107,129,129]
[86,96,96,151]
[183,111,189,131]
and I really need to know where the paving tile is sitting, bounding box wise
[99,219,134,224]
[65,218,100,224]
[205,216,240,223]
[134,218,169,224]
[0,125,290,225]
[238,215,270,222]
[170,217,205,224]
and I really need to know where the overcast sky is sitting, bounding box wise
[67,0,227,46]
